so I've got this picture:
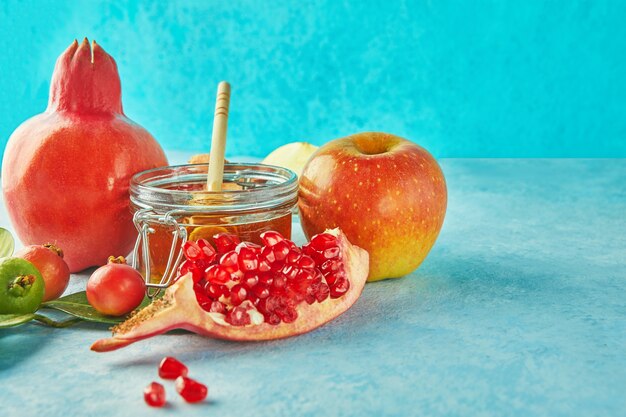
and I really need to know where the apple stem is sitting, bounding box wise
[206,82,230,191]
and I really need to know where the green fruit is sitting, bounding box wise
[0,257,45,314]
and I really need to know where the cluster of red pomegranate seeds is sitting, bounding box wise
[177,230,349,326]
[144,357,208,407]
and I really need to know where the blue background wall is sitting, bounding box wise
[1,0,625,159]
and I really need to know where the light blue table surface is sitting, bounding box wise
[1,158,625,417]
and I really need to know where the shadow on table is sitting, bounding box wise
[0,326,55,371]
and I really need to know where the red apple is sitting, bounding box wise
[298,132,446,281]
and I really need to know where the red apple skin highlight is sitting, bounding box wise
[298,132,447,281]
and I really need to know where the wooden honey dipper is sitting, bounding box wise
[206,81,231,191]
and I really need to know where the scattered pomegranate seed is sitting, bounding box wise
[175,376,208,403]
[158,356,189,380]
[144,382,166,407]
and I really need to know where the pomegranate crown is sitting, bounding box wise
[48,38,123,115]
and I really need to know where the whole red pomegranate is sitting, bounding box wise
[2,39,167,271]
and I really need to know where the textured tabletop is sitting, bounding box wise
[1,159,625,417]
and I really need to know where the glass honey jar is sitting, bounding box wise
[129,163,298,293]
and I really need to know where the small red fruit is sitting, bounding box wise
[175,376,208,403]
[86,256,145,316]
[14,244,70,301]
[144,382,166,407]
[158,357,188,380]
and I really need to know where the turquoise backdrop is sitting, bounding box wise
[1,0,625,159]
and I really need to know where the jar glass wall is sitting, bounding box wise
[130,163,298,283]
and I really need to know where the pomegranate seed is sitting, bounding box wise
[258,272,273,286]
[272,241,291,261]
[286,250,302,265]
[304,293,316,305]
[195,287,213,311]
[325,272,338,286]
[309,233,337,251]
[295,269,315,282]
[182,241,203,260]
[175,376,208,403]
[179,260,204,283]
[197,239,217,261]
[258,258,271,272]
[267,313,281,325]
[237,246,259,271]
[219,250,239,269]
[282,265,298,280]
[158,356,188,380]
[226,305,252,326]
[204,282,226,299]
[235,241,262,252]
[276,306,298,323]
[330,277,350,298]
[247,293,260,305]
[315,282,330,302]
[253,283,270,299]
[205,264,231,285]
[213,233,241,253]
[272,274,287,289]
[260,230,285,246]
[144,382,166,407]
[321,259,341,273]
[243,273,259,288]
[230,284,248,306]
[270,259,285,272]
[261,245,276,263]
[263,294,283,312]
[196,238,210,248]
[209,300,226,313]
[298,255,316,270]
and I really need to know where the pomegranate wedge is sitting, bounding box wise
[92,229,368,352]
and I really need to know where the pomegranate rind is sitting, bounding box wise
[91,229,368,352]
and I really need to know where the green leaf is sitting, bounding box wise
[0,313,36,328]
[0,227,15,258]
[33,314,83,328]
[42,291,153,325]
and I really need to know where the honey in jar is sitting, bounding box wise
[130,163,298,284]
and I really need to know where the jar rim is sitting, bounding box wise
[130,162,298,214]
